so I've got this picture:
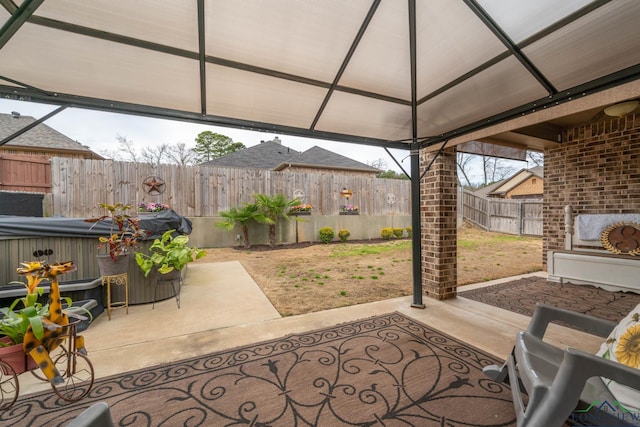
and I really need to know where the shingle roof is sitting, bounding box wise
[488,166,545,196]
[202,139,378,172]
[0,113,99,155]
[201,140,300,168]
[274,146,378,172]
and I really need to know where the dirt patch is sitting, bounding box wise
[196,223,542,316]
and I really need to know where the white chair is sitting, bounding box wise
[484,303,640,427]
[67,401,114,427]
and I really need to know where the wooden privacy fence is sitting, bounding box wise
[51,158,412,218]
[460,189,542,236]
[0,153,51,192]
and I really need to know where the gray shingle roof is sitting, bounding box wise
[201,140,300,168]
[274,146,378,172]
[202,139,378,172]
[0,113,97,154]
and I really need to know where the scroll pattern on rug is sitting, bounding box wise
[2,312,516,426]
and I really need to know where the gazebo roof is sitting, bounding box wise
[1,1,639,154]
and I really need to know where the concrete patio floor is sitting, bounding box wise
[17,262,603,397]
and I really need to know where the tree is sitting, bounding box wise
[254,194,301,247]
[377,170,408,180]
[166,143,197,165]
[193,131,245,163]
[115,135,140,162]
[368,158,387,170]
[140,143,170,166]
[483,155,516,185]
[527,151,544,167]
[456,152,475,187]
[216,203,267,249]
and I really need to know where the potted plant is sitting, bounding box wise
[339,204,359,215]
[135,229,206,279]
[137,202,170,216]
[289,204,313,215]
[0,260,85,374]
[86,203,148,276]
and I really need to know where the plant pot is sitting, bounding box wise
[339,211,359,215]
[291,211,311,216]
[0,337,37,374]
[157,268,183,282]
[96,254,130,276]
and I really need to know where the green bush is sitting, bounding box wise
[338,228,350,243]
[392,227,404,238]
[381,227,394,240]
[406,226,412,238]
[319,226,335,243]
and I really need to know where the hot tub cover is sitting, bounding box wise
[0,209,192,240]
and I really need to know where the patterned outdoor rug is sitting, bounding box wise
[3,312,517,426]
[459,276,640,323]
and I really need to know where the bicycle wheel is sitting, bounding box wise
[50,351,94,402]
[0,360,19,410]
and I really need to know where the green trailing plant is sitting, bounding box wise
[381,227,394,240]
[254,193,303,247]
[135,229,206,277]
[319,226,335,244]
[216,203,268,249]
[338,229,350,243]
[406,226,412,238]
[392,227,404,238]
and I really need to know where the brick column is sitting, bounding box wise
[420,147,457,300]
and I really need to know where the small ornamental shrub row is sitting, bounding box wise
[381,227,412,239]
[319,227,351,243]
[381,227,394,240]
[319,226,335,243]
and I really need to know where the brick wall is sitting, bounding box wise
[543,113,640,265]
[420,147,457,300]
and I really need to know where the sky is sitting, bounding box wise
[1,99,412,174]
[1,99,530,183]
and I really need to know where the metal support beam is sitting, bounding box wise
[408,0,424,309]
[197,0,207,115]
[0,106,67,147]
[410,145,424,309]
[0,0,44,50]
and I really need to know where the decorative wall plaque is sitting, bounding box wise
[601,222,640,256]
[142,176,166,195]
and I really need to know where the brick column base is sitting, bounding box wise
[420,147,457,300]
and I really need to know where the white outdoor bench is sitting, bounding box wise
[547,205,640,293]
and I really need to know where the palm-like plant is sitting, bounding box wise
[216,203,269,249]
[254,194,301,247]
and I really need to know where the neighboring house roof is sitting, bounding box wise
[202,138,379,173]
[273,146,379,173]
[0,112,102,158]
[473,179,506,198]
[201,140,301,169]
[488,166,544,197]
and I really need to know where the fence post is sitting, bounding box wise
[519,201,524,236]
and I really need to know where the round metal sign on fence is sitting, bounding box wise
[293,189,306,202]
[386,193,396,205]
[143,176,166,195]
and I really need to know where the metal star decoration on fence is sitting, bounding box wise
[142,176,166,195]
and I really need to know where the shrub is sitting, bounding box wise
[319,226,335,243]
[392,227,404,238]
[338,228,350,242]
[381,227,394,240]
[406,226,412,238]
